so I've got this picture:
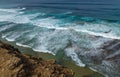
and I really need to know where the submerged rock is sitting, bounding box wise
[81,39,120,77]
[0,41,74,77]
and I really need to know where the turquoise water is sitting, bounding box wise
[0,2,120,77]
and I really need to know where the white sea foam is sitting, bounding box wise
[75,29,120,40]
[5,33,24,42]
[0,7,120,40]
[22,13,40,20]
[65,47,85,67]
[32,17,60,28]
[0,8,29,24]
[0,9,18,13]
[89,67,107,77]
[0,24,15,32]
[0,14,16,22]
[33,48,55,55]
[2,35,6,38]
[16,42,55,55]
[0,8,119,40]
[33,24,120,40]
[0,7,119,77]
[0,8,25,13]
[0,9,41,24]
[5,38,15,42]
[0,14,29,24]
[20,8,26,10]
[16,43,31,48]
[29,16,120,40]
[89,67,99,72]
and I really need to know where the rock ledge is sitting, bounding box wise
[0,41,74,77]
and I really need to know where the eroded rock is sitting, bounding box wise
[0,41,74,77]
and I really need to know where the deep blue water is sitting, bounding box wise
[0,1,120,77]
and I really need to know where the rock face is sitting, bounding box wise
[82,39,120,77]
[0,41,74,77]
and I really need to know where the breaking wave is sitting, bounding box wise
[0,7,120,77]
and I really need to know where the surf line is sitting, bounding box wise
[35,25,120,40]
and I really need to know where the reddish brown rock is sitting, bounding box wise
[0,41,74,77]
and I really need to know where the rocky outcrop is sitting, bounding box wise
[0,41,74,77]
[82,39,120,77]
[98,39,120,62]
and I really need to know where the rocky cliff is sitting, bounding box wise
[0,41,74,77]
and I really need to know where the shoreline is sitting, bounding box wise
[0,38,104,77]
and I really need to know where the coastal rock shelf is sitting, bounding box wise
[0,41,74,77]
[83,39,120,77]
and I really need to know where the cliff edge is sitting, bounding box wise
[0,41,74,77]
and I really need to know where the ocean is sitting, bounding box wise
[0,1,120,77]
